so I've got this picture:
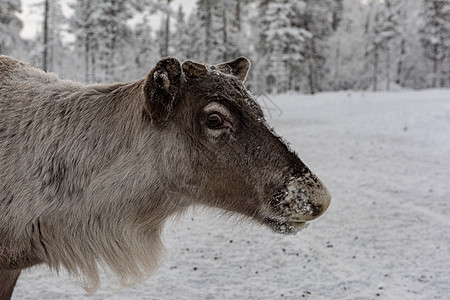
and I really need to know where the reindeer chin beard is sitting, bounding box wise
[264,218,310,235]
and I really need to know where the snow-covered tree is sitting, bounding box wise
[160,0,172,57]
[364,0,400,91]
[3,0,447,92]
[257,0,310,93]
[256,0,338,94]
[211,0,246,62]
[0,0,23,55]
[395,0,407,86]
[181,8,204,61]
[23,0,68,74]
[194,0,215,63]
[331,0,344,31]
[365,2,383,91]
[172,5,192,61]
[301,0,338,94]
[419,0,450,87]
[326,0,366,90]
[392,0,425,89]
[382,0,401,90]
[42,0,49,70]
[178,0,250,63]
[96,0,133,82]
[134,15,157,67]
[46,0,66,74]
[69,0,100,82]
[212,1,229,61]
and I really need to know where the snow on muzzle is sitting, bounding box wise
[268,173,331,234]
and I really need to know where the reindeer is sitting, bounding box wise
[0,55,330,299]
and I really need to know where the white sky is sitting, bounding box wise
[19,0,196,40]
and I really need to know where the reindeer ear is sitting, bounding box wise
[182,61,207,78]
[143,58,182,123]
[216,56,251,82]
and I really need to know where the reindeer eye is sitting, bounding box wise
[206,113,224,129]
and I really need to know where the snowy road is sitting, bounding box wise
[13,89,450,299]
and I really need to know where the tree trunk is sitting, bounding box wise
[205,0,212,62]
[386,44,391,91]
[373,47,378,92]
[85,35,90,83]
[396,38,405,86]
[448,50,450,88]
[289,67,294,92]
[163,0,172,57]
[222,5,228,61]
[333,36,341,90]
[432,44,438,88]
[43,0,49,72]
[84,1,91,83]
[307,37,318,94]
[396,0,406,86]
[235,0,241,31]
[48,2,54,73]
[109,35,116,81]
[91,51,96,83]
[308,58,316,95]
[105,32,116,82]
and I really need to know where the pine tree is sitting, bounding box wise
[419,0,450,87]
[183,9,204,61]
[23,0,66,73]
[213,1,230,61]
[156,0,173,57]
[157,16,166,58]
[163,0,172,57]
[366,3,382,91]
[326,0,429,91]
[46,0,66,73]
[329,0,366,90]
[70,0,99,82]
[395,0,407,87]
[194,0,217,63]
[256,0,339,94]
[393,0,424,89]
[382,0,401,90]
[257,0,311,93]
[211,0,248,62]
[131,14,158,78]
[331,0,344,31]
[173,5,192,61]
[0,0,23,55]
[364,0,400,91]
[301,0,336,94]
[96,0,133,82]
[42,0,49,71]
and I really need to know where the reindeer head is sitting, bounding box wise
[142,57,331,234]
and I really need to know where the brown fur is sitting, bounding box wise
[0,270,20,299]
[0,55,330,297]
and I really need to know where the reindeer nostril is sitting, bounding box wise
[311,204,323,217]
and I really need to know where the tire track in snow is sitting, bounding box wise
[397,201,450,226]
[358,187,449,226]
[328,176,450,226]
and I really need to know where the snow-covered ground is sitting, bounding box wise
[13,89,450,299]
